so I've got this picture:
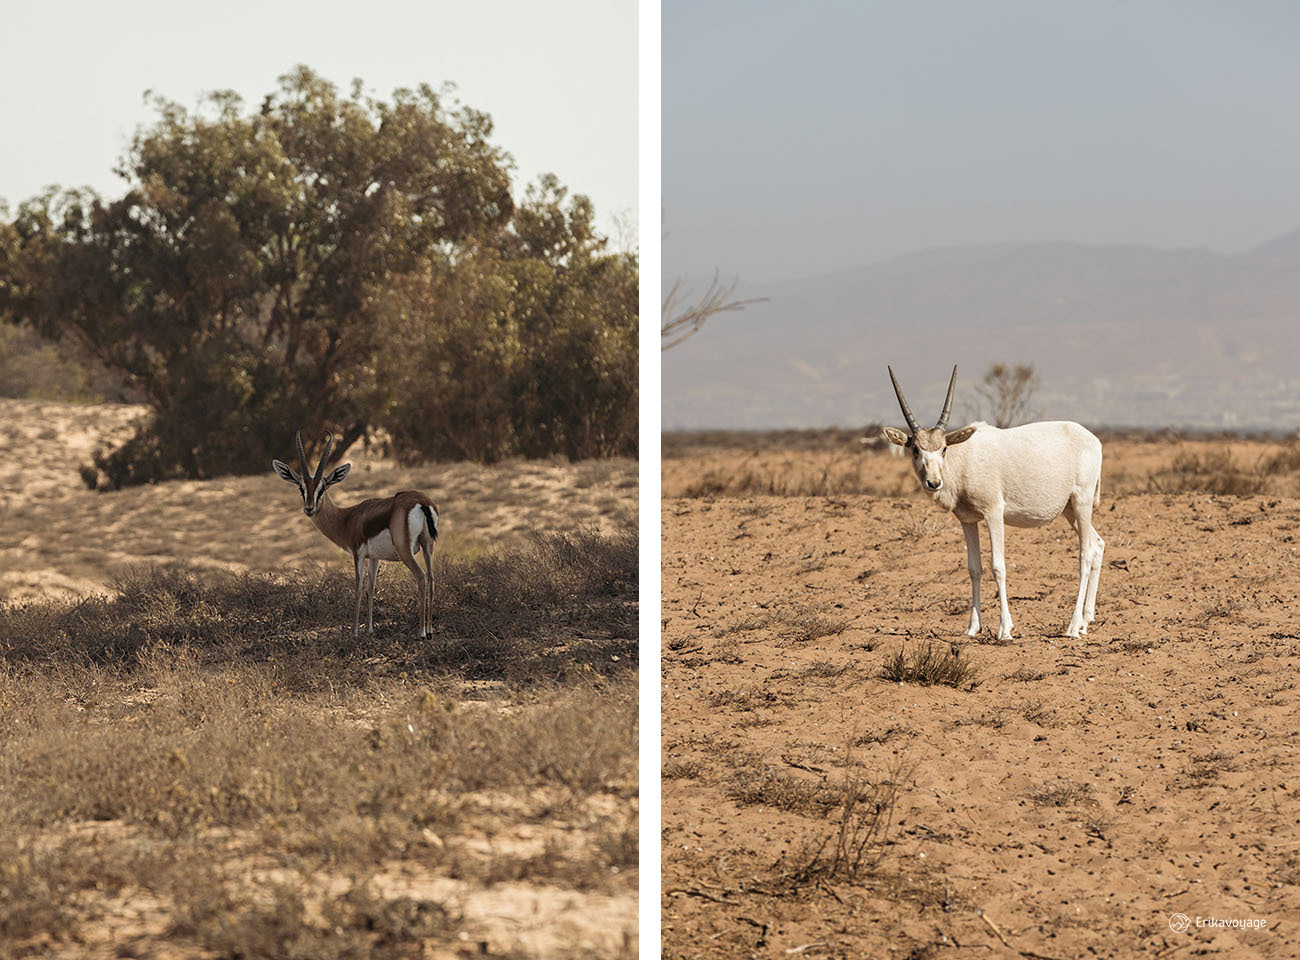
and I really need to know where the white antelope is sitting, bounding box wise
[273,431,439,639]
[882,366,1104,641]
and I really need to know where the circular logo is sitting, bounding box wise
[1169,913,1191,933]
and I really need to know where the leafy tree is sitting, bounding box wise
[366,179,638,463]
[2,67,516,485]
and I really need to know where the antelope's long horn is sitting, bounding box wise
[887,365,920,433]
[936,365,958,429]
[314,431,334,482]
[295,430,310,478]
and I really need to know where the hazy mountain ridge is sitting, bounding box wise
[664,234,1300,430]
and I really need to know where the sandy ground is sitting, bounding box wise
[0,398,636,602]
[0,399,637,958]
[663,441,1300,958]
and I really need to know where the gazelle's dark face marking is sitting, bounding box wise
[272,431,351,517]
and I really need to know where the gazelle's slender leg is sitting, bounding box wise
[366,558,380,634]
[397,551,427,639]
[961,521,982,636]
[352,554,366,638]
[986,511,1013,640]
[421,540,434,637]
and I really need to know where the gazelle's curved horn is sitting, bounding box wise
[936,365,958,429]
[314,432,334,482]
[888,365,920,433]
[295,430,310,478]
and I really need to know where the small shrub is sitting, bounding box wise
[1026,780,1097,808]
[778,761,904,884]
[880,643,979,689]
[1147,448,1267,496]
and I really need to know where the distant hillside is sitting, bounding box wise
[663,233,1300,430]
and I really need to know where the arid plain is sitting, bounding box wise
[0,399,637,959]
[663,431,1300,958]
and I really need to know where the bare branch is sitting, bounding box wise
[972,362,1039,428]
[661,269,767,350]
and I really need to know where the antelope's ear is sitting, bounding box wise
[324,463,352,487]
[882,427,910,447]
[945,425,977,446]
[272,460,299,483]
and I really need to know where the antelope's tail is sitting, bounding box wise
[421,503,439,541]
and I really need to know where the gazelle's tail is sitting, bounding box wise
[421,503,439,541]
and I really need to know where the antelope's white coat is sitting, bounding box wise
[887,414,1105,641]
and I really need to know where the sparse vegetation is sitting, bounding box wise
[714,606,852,644]
[880,642,980,689]
[1147,448,1268,496]
[0,524,638,956]
[775,760,904,885]
[1026,780,1097,808]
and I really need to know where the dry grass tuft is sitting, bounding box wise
[880,643,980,689]
[715,607,852,644]
[1026,780,1098,808]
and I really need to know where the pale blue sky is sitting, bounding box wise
[664,0,1300,284]
[0,0,637,239]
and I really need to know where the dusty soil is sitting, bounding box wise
[663,440,1300,958]
[0,398,636,602]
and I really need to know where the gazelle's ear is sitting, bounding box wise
[272,460,300,483]
[945,425,977,446]
[324,463,352,487]
[882,427,910,446]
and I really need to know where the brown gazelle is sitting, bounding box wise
[273,431,439,638]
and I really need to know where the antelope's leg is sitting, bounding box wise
[397,550,427,639]
[1065,495,1100,638]
[421,541,434,636]
[1085,530,1104,625]
[986,512,1013,640]
[352,554,366,638]
[366,558,380,634]
[961,521,982,636]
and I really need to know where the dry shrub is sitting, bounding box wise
[172,873,458,960]
[777,760,904,885]
[679,453,876,498]
[0,525,636,683]
[725,767,843,814]
[1026,780,1097,808]
[1146,448,1267,496]
[1,670,634,841]
[1262,441,1300,474]
[880,643,979,689]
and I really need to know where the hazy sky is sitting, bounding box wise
[0,0,637,239]
[664,0,1300,285]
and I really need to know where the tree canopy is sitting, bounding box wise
[0,67,636,486]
